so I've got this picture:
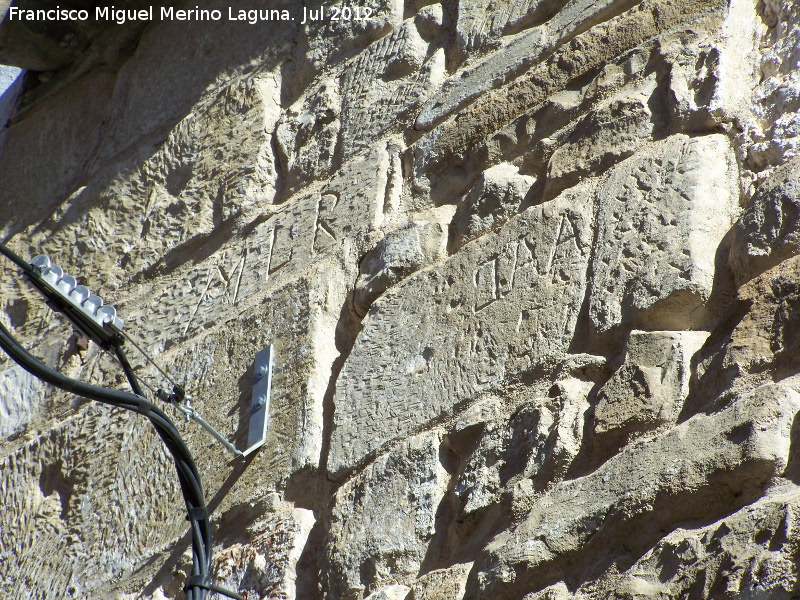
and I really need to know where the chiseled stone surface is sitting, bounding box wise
[594,330,709,445]
[730,156,800,287]
[322,432,448,599]
[330,184,594,477]
[589,133,740,333]
[1,0,800,599]
[470,383,800,600]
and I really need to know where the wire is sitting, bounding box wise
[0,322,242,600]
[120,329,184,391]
[113,345,145,398]
[0,244,244,598]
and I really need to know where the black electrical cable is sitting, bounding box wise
[0,322,243,600]
[113,344,146,398]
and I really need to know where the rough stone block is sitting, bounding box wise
[543,87,656,201]
[455,0,560,52]
[121,143,389,345]
[206,504,315,600]
[0,362,50,439]
[613,490,800,599]
[589,134,740,333]
[329,184,594,477]
[0,263,349,599]
[323,432,448,599]
[339,21,443,159]
[410,563,472,600]
[470,383,800,599]
[594,330,709,444]
[417,0,644,130]
[365,584,413,600]
[0,70,115,239]
[450,163,535,251]
[295,0,404,78]
[695,255,800,400]
[730,156,800,287]
[355,220,447,316]
[276,78,341,194]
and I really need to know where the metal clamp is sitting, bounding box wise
[245,344,273,456]
[157,344,273,459]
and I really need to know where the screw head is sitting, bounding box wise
[253,395,266,409]
[255,364,268,379]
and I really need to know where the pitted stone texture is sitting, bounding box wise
[657,29,726,132]
[730,156,800,287]
[419,0,643,130]
[322,432,448,600]
[3,66,283,292]
[447,378,592,529]
[330,184,594,477]
[338,21,444,160]
[470,383,800,600]
[0,407,184,599]
[606,490,800,600]
[413,0,726,187]
[365,584,413,600]
[543,81,656,201]
[355,220,447,316]
[450,163,535,252]
[0,261,350,599]
[118,143,389,345]
[745,0,800,171]
[276,78,342,194]
[589,134,739,333]
[410,563,472,600]
[695,255,800,400]
[176,264,349,482]
[0,362,51,439]
[294,0,404,80]
[594,330,709,445]
[205,505,315,600]
[0,70,115,240]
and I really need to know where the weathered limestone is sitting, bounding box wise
[295,0,404,80]
[589,134,740,333]
[329,183,594,477]
[730,156,800,287]
[593,330,709,445]
[744,0,800,172]
[339,21,444,159]
[354,220,447,316]
[276,78,342,194]
[206,504,315,600]
[410,563,472,600]
[419,0,643,130]
[543,82,656,201]
[695,255,800,401]
[610,490,800,600]
[413,0,727,185]
[0,362,50,439]
[447,375,592,532]
[365,584,413,600]
[323,432,448,599]
[3,0,800,597]
[450,163,535,251]
[0,406,186,599]
[470,383,800,599]
[115,143,390,345]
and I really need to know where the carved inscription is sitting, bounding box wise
[330,184,595,476]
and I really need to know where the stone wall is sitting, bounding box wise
[0,0,799,598]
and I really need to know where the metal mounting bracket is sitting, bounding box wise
[168,345,273,459]
[244,344,273,457]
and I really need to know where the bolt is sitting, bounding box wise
[253,395,266,410]
[255,364,268,380]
